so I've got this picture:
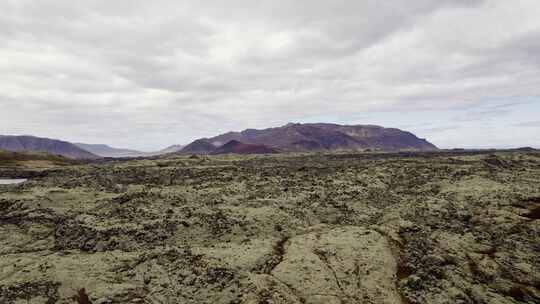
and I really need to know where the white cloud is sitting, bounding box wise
[0,0,539,150]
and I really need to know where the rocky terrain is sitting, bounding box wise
[0,150,539,303]
[0,150,79,179]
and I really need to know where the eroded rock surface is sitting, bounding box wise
[269,227,401,304]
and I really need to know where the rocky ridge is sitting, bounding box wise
[180,123,438,154]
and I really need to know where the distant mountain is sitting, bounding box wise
[75,143,186,157]
[515,147,537,152]
[75,143,148,158]
[0,135,100,159]
[180,123,437,154]
[212,140,280,155]
[180,139,217,155]
[157,144,185,154]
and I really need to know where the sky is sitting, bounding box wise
[1,0,539,151]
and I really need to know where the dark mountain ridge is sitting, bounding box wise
[179,122,437,154]
[180,139,218,155]
[0,135,100,159]
[212,140,280,155]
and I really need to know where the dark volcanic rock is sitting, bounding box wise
[2,150,539,304]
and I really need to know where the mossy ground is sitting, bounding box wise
[1,151,539,303]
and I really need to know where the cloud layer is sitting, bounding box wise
[1,0,539,150]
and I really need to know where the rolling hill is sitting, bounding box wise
[0,135,100,159]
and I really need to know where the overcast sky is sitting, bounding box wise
[1,0,539,151]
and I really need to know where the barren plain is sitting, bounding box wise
[1,151,539,303]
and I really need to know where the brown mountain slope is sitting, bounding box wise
[184,123,437,153]
[0,135,100,159]
[211,140,280,155]
[309,123,438,151]
[179,139,217,154]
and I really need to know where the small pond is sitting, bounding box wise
[0,178,27,185]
